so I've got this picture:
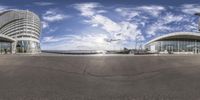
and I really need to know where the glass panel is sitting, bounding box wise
[146,39,200,54]
[16,40,40,53]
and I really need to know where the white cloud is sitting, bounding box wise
[115,8,140,21]
[73,2,103,16]
[34,2,55,6]
[42,33,115,50]
[186,22,198,32]
[88,15,121,33]
[97,10,107,13]
[163,13,184,23]
[73,2,143,43]
[42,3,198,50]
[0,5,10,12]
[43,14,68,22]
[49,27,58,33]
[41,21,49,29]
[118,22,142,41]
[42,35,70,43]
[115,5,166,31]
[42,9,70,30]
[74,3,121,33]
[43,36,55,42]
[138,5,165,17]
[146,13,185,36]
[181,4,200,15]
[42,9,70,22]
[147,23,171,36]
[115,6,192,37]
[115,5,165,19]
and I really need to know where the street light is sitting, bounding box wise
[194,13,200,31]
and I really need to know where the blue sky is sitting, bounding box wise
[1,0,200,50]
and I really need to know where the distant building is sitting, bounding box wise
[145,32,200,54]
[0,10,41,54]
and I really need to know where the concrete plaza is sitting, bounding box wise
[0,54,200,100]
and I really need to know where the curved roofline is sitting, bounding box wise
[0,9,38,17]
[145,32,200,46]
[0,11,11,16]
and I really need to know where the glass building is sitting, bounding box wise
[0,10,41,54]
[145,32,200,54]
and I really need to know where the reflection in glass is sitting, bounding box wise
[0,42,12,54]
[16,40,40,53]
[146,39,200,54]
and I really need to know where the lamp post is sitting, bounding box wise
[194,13,200,31]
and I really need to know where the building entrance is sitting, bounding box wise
[166,46,173,54]
[0,42,12,54]
[193,47,200,54]
[0,36,14,54]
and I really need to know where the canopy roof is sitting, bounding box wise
[0,34,15,42]
[145,32,200,46]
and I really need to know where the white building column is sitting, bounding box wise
[178,40,180,54]
[11,42,16,54]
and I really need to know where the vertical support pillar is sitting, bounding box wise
[161,41,162,52]
[11,42,16,54]
[178,40,180,54]
[195,40,197,54]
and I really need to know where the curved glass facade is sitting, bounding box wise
[146,39,200,54]
[0,42,12,54]
[0,10,41,54]
[16,40,40,53]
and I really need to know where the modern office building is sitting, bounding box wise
[145,32,200,54]
[0,10,41,54]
